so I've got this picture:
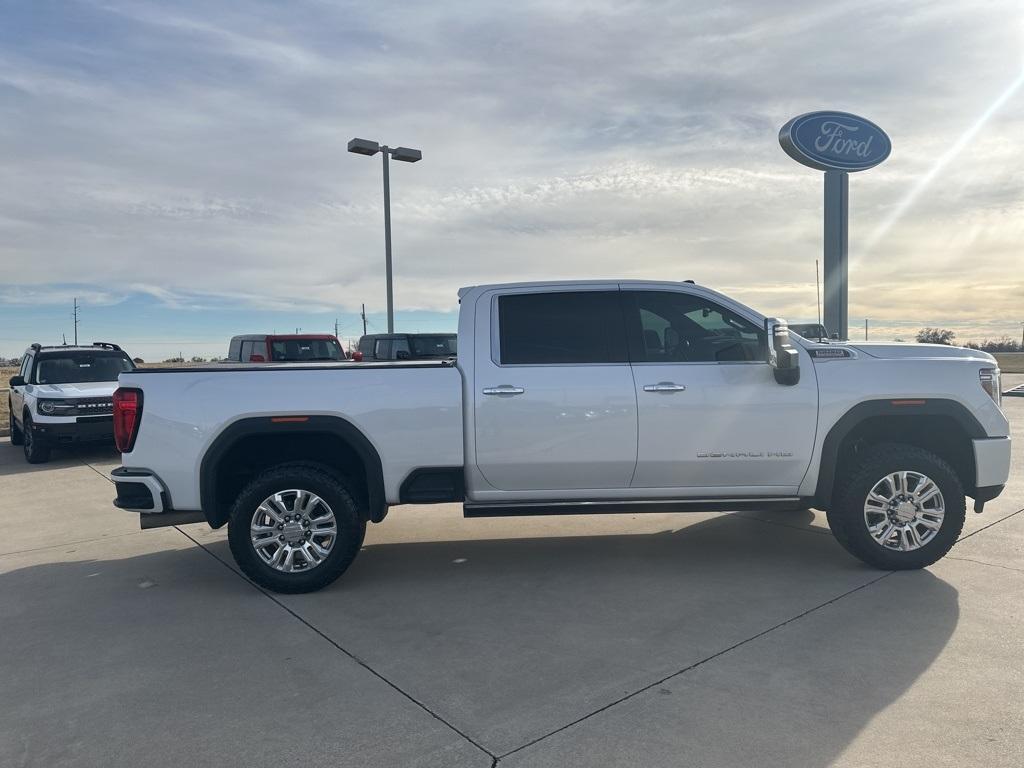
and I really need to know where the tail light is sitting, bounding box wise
[113,388,143,453]
[352,351,363,362]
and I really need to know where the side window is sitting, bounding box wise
[240,341,262,361]
[623,291,765,363]
[392,338,411,359]
[374,339,392,359]
[498,291,627,365]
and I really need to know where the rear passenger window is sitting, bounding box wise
[498,291,627,365]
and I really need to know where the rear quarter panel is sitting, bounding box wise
[118,365,464,509]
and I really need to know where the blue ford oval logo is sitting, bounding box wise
[779,111,891,172]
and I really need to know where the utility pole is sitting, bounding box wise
[334,318,339,338]
[1019,320,1023,349]
[361,304,367,336]
[73,297,79,345]
[864,318,868,341]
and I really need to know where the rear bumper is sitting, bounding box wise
[111,467,207,528]
[973,436,1011,490]
[111,467,170,513]
[31,416,113,446]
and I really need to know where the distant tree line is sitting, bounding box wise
[914,328,1021,352]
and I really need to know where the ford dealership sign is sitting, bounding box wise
[779,111,891,172]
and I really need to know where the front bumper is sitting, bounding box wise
[30,416,114,446]
[973,436,1011,490]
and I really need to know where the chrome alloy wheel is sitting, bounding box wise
[250,489,338,573]
[863,471,945,552]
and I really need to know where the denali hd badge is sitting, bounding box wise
[697,450,794,458]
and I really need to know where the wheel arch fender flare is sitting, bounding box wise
[199,415,386,528]
[814,398,986,507]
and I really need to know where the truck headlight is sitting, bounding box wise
[979,368,1001,409]
[37,399,77,415]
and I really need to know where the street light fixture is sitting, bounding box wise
[347,137,422,333]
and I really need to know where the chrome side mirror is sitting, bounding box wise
[764,318,800,386]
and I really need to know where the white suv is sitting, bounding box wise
[7,343,135,463]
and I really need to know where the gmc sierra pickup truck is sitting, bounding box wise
[111,281,1011,593]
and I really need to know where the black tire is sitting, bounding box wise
[227,463,366,593]
[827,443,965,570]
[22,414,51,464]
[9,401,24,446]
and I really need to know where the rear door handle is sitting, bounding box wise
[482,385,525,396]
[643,382,686,393]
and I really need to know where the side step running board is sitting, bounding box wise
[464,498,806,518]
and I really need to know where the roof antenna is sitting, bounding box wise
[815,259,822,341]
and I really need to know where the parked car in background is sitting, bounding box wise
[111,280,1009,593]
[7,342,135,463]
[790,323,834,341]
[354,333,457,361]
[227,334,347,363]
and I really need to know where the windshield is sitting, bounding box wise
[270,338,344,361]
[408,336,457,357]
[34,352,135,384]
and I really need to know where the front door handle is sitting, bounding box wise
[643,382,686,393]
[482,385,525,396]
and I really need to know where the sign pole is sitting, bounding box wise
[779,111,890,343]
[823,170,849,340]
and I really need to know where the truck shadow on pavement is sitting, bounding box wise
[201,513,960,764]
[0,440,119,476]
[1,513,961,766]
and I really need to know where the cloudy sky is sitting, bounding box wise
[1,0,1021,360]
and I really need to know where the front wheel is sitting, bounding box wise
[827,443,965,570]
[22,414,51,464]
[227,464,366,593]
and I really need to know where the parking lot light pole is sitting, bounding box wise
[347,138,422,334]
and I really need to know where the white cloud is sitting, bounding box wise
[0,0,1021,341]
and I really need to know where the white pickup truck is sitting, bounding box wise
[111,280,1011,593]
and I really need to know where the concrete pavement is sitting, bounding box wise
[1,377,1021,767]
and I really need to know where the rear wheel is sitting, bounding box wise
[22,414,51,464]
[227,464,366,593]
[827,443,965,570]
[8,401,24,446]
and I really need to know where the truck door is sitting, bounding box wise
[621,288,817,494]
[473,289,638,491]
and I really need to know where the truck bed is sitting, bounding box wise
[118,363,464,510]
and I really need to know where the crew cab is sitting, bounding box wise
[8,342,136,463]
[110,281,1011,593]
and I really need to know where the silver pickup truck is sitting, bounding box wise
[110,280,1011,593]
